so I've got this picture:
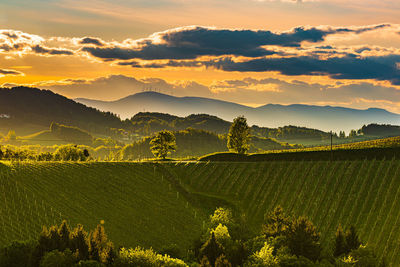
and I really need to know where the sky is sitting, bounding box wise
[1,0,400,112]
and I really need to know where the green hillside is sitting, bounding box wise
[2,160,400,265]
[167,160,400,265]
[21,130,66,145]
[0,162,206,252]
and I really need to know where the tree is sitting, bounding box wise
[70,224,90,261]
[199,233,224,267]
[262,206,291,238]
[58,221,71,251]
[89,225,108,262]
[149,130,177,159]
[349,129,357,138]
[227,116,250,154]
[53,145,89,161]
[345,225,361,252]
[286,217,321,261]
[334,225,347,257]
[83,149,90,158]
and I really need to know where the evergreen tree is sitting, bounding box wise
[149,130,177,159]
[286,216,321,261]
[345,225,361,252]
[334,225,347,257]
[71,224,90,261]
[200,233,224,267]
[48,226,61,252]
[58,220,71,251]
[89,225,106,261]
[89,224,113,263]
[227,116,250,154]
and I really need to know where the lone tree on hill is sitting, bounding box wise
[150,130,177,159]
[227,116,250,154]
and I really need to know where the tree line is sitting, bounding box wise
[0,206,383,266]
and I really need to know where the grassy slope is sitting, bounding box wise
[20,130,67,145]
[2,160,400,265]
[166,160,400,265]
[0,162,206,251]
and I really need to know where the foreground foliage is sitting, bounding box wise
[0,207,382,267]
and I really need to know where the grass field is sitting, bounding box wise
[2,160,400,265]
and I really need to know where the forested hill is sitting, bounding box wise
[0,86,126,135]
[130,112,231,135]
[131,112,333,140]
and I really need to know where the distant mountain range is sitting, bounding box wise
[76,92,400,133]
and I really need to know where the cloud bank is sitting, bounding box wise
[1,24,400,86]
[0,68,23,77]
[81,24,389,60]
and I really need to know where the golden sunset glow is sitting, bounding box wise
[1,0,400,112]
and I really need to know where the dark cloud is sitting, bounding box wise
[31,45,74,55]
[206,55,400,85]
[316,45,334,49]
[118,60,204,68]
[82,25,389,60]
[0,44,11,52]
[0,68,23,76]
[354,47,372,53]
[2,31,18,39]
[79,37,104,46]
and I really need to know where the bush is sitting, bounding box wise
[244,241,278,267]
[39,249,76,267]
[0,240,35,267]
[76,260,105,267]
[114,247,187,267]
[158,244,181,259]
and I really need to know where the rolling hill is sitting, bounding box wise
[2,160,400,265]
[76,91,400,133]
[0,86,125,136]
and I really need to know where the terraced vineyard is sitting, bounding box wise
[167,160,400,265]
[2,160,400,265]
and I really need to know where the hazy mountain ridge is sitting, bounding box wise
[0,86,126,135]
[76,91,400,133]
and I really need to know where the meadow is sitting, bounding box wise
[1,159,400,265]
